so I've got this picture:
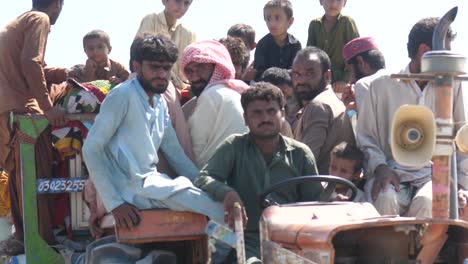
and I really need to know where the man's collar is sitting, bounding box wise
[133,77,163,105]
[301,84,332,106]
[286,34,299,45]
[320,13,343,23]
[132,78,149,102]
[247,133,294,152]
[267,33,299,46]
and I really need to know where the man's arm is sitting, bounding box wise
[188,92,218,167]
[194,139,247,228]
[306,21,317,47]
[253,38,268,78]
[344,17,360,43]
[355,81,400,201]
[298,146,323,201]
[44,67,68,84]
[355,83,388,177]
[194,140,237,202]
[454,81,468,189]
[110,60,130,83]
[160,116,199,181]
[21,14,53,112]
[298,102,330,161]
[82,89,128,212]
[162,83,195,161]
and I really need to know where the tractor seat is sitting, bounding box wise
[100,209,208,244]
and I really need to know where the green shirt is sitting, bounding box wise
[194,133,322,233]
[307,14,360,83]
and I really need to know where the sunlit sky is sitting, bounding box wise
[1,0,468,73]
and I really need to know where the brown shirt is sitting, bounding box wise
[68,59,130,83]
[0,11,53,114]
[294,86,355,174]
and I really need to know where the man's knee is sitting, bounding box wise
[377,187,398,201]
[373,187,399,215]
[407,195,432,218]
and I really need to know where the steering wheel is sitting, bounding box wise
[259,175,358,208]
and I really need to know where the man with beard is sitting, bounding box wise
[82,34,225,233]
[195,82,322,263]
[341,36,386,115]
[181,40,249,168]
[292,47,355,175]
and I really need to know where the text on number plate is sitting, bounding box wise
[36,178,86,194]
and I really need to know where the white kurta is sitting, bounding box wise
[357,64,468,188]
[188,84,248,168]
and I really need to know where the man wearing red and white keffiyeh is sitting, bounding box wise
[181,40,249,168]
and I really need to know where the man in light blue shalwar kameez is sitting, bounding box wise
[82,34,224,231]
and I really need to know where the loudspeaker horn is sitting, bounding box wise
[391,105,436,167]
[456,123,468,154]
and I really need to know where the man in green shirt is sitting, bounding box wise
[195,82,323,263]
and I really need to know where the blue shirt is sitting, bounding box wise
[83,78,199,212]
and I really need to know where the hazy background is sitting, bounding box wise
[1,0,467,73]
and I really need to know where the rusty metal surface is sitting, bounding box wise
[432,155,451,218]
[261,203,468,263]
[261,203,380,247]
[114,210,208,244]
[262,241,318,264]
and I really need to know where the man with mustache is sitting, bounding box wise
[195,82,322,263]
[181,40,249,168]
[82,34,225,234]
[341,36,386,115]
[292,47,355,175]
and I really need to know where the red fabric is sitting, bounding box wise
[343,36,379,62]
[80,83,106,103]
[180,40,249,94]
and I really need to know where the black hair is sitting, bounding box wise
[264,0,293,20]
[407,17,456,59]
[294,46,331,75]
[331,142,364,173]
[130,33,178,67]
[241,82,284,112]
[227,23,256,49]
[260,67,292,87]
[218,37,250,71]
[32,0,61,9]
[83,29,111,49]
[348,49,386,71]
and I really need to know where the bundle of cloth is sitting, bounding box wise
[52,79,116,160]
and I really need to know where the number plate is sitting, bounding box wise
[36,178,86,194]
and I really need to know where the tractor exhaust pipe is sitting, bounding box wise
[432,7,457,51]
[421,6,466,219]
